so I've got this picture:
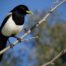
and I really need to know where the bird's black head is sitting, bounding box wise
[11,5,32,25]
[11,5,32,15]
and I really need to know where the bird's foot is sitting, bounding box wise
[16,37,22,42]
[8,40,14,48]
[14,36,22,42]
[10,44,14,48]
[24,28,28,33]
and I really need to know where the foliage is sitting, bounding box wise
[28,10,66,66]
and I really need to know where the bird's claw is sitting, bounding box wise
[10,44,14,48]
[14,36,22,42]
[16,38,22,42]
[24,28,28,33]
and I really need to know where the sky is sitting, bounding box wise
[0,0,66,24]
[0,0,66,66]
[0,0,53,24]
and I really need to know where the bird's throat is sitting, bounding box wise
[12,13,24,25]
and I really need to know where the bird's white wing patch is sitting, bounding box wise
[1,16,23,37]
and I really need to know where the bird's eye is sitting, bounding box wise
[22,8,25,10]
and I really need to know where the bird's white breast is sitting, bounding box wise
[1,16,23,36]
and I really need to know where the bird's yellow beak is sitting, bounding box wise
[26,11,33,15]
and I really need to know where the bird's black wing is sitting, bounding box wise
[0,14,11,30]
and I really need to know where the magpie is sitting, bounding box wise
[0,5,32,61]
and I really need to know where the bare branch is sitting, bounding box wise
[41,49,66,66]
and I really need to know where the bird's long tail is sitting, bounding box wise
[0,33,8,61]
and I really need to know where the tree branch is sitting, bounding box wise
[0,0,65,55]
[41,49,66,66]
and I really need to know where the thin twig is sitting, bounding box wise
[23,36,39,41]
[0,0,65,55]
[41,49,66,66]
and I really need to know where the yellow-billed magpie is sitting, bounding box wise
[0,5,32,61]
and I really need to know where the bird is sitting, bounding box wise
[0,5,32,61]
